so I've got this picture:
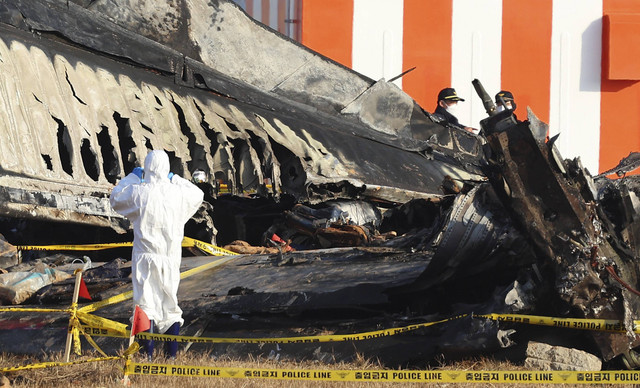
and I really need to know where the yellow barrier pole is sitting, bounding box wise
[64,270,83,363]
[123,345,133,386]
[122,307,139,386]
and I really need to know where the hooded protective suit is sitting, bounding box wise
[110,150,204,333]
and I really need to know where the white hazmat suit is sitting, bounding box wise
[110,150,204,333]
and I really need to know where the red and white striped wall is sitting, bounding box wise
[235,0,301,40]
[294,0,640,175]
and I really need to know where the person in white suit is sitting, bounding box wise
[110,149,204,359]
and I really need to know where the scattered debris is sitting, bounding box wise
[0,264,71,304]
[0,234,18,268]
[35,258,129,304]
[223,240,285,255]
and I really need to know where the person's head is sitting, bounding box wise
[437,88,465,116]
[495,90,516,112]
[144,150,170,182]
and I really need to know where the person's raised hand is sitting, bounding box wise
[132,167,144,179]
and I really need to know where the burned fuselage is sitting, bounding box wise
[0,0,484,242]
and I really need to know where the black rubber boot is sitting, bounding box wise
[165,322,180,359]
[139,320,155,361]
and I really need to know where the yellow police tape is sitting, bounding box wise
[79,312,640,346]
[3,308,638,351]
[0,249,237,354]
[15,237,236,256]
[77,255,236,315]
[81,314,466,344]
[182,237,237,256]
[3,307,640,385]
[15,241,133,251]
[478,313,633,333]
[178,255,238,280]
[76,290,133,314]
[73,310,135,356]
[0,307,68,313]
[0,305,110,356]
[10,238,235,315]
[124,362,640,384]
[76,311,129,335]
[2,309,635,369]
[0,343,138,373]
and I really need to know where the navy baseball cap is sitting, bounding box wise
[437,88,465,102]
[495,90,514,103]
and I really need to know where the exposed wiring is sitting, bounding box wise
[606,265,640,297]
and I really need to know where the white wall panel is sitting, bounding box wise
[352,0,404,87]
[451,0,502,129]
[550,0,602,173]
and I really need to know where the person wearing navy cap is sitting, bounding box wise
[495,90,518,121]
[433,87,476,133]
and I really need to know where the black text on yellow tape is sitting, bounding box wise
[83,314,463,342]
[124,363,640,384]
[127,315,467,345]
[76,311,128,335]
[82,325,129,338]
[15,242,133,251]
[478,313,633,333]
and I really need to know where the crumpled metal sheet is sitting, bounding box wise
[386,183,538,319]
[480,105,640,361]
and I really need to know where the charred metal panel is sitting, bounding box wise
[480,107,640,361]
[0,185,127,232]
[0,3,485,230]
[0,0,183,75]
[8,0,484,162]
[342,80,415,137]
[598,178,640,259]
[388,183,537,300]
[72,0,373,114]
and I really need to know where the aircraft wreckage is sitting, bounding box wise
[1,0,640,369]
